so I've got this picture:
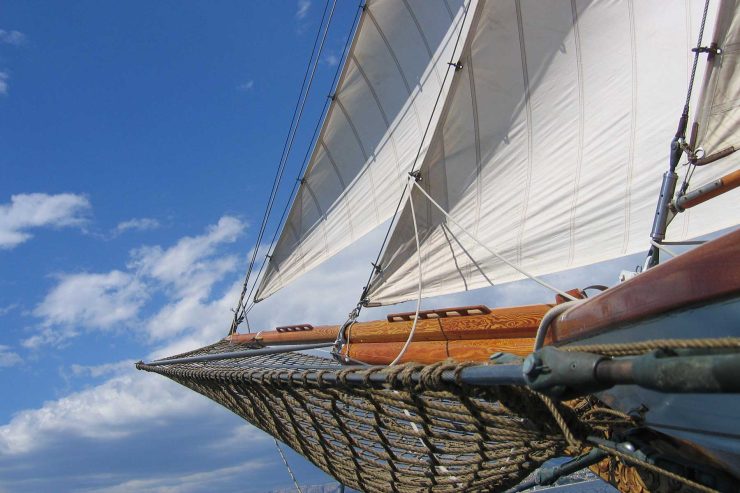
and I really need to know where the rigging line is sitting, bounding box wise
[684,0,712,112]
[360,0,475,304]
[674,0,710,196]
[243,1,364,316]
[650,239,678,258]
[411,180,579,301]
[389,181,423,366]
[273,437,303,493]
[229,0,339,331]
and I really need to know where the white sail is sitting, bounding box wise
[670,0,740,238]
[254,0,476,302]
[367,0,737,305]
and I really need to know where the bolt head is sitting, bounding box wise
[522,355,538,376]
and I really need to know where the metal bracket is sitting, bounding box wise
[692,45,722,55]
[387,305,490,322]
[524,346,740,399]
[275,324,313,333]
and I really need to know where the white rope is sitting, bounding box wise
[411,181,578,301]
[273,437,303,493]
[650,239,677,258]
[389,182,424,366]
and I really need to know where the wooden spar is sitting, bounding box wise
[549,228,740,345]
[230,325,341,345]
[675,168,740,211]
[227,304,550,363]
[344,338,536,364]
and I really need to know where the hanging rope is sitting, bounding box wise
[388,178,423,366]
[273,437,303,493]
[229,0,339,334]
[411,181,578,301]
[649,239,677,258]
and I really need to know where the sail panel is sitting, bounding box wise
[255,0,474,302]
[674,0,740,239]
[367,0,735,305]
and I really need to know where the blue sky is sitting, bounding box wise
[0,2,644,492]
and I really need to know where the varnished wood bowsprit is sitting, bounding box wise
[550,228,740,345]
[344,338,536,364]
[228,304,550,363]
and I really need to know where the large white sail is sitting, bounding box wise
[254,0,476,302]
[367,0,738,305]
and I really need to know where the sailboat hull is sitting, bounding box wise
[563,294,740,479]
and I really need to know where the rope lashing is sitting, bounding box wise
[649,239,678,258]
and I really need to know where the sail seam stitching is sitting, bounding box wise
[351,55,404,183]
[622,0,638,253]
[320,141,355,239]
[364,8,426,138]
[514,1,534,267]
[567,0,585,266]
[302,181,331,256]
[401,0,445,89]
[467,54,482,285]
[334,98,381,224]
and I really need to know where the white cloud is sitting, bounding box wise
[324,54,339,67]
[0,370,209,455]
[0,30,25,46]
[28,216,246,347]
[0,345,22,368]
[0,303,18,317]
[70,360,136,378]
[86,459,269,493]
[238,80,254,91]
[0,193,90,249]
[115,218,160,234]
[30,271,147,344]
[130,216,243,289]
[296,0,311,19]
[0,71,8,96]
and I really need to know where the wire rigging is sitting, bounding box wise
[273,437,303,493]
[677,0,712,197]
[243,1,365,318]
[328,0,475,362]
[356,0,475,308]
[229,0,338,335]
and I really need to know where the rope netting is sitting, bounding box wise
[137,340,587,493]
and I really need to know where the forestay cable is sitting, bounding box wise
[243,1,365,318]
[229,0,338,334]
